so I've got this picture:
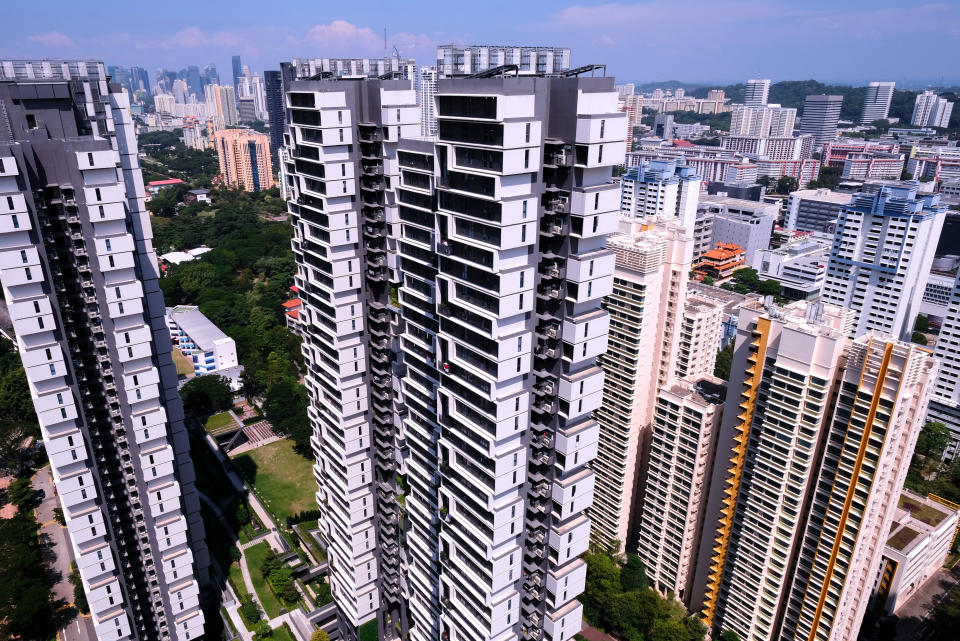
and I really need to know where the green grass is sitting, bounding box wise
[244,542,285,619]
[220,606,237,636]
[900,494,950,526]
[228,561,248,600]
[270,624,296,641]
[172,349,195,376]
[205,411,239,435]
[359,620,379,641]
[888,526,921,551]
[231,439,316,524]
[296,522,327,562]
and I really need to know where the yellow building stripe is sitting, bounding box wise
[702,316,770,626]
[804,341,896,641]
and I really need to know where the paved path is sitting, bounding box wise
[32,466,96,641]
[580,621,618,641]
[893,560,960,641]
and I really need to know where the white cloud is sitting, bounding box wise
[26,32,75,48]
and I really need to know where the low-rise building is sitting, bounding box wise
[785,188,852,232]
[753,239,829,300]
[871,492,959,615]
[184,188,210,204]
[694,242,746,282]
[145,177,184,197]
[166,305,242,389]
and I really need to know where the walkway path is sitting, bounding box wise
[579,621,618,641]
[893,560,960,641]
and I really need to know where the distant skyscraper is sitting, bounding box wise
[861,81,895,124]
[107,65,132,92]
[654,114,675,140]
[201,63,219,87]
[912,90,955,128]
[213,129,272,191]
[435,44,570,76]
[619,159,702,228]
[695,300,936,641]
[417,66,438,137]
[799,94,843,148]
[264,70,283,166]
[821,184,946,341]
[205,84,238,126]
[186,65,202,97]
[0,59,207,641]
[231,55,242,94]
[729,105,796,137]
[744,78,770,106]
[130,66,150,92]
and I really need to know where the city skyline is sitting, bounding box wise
[5,0,960,87]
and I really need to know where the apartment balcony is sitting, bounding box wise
[367,266,388,282]
[358,127,384,143]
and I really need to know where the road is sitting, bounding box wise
[894,560,960,641]
[32,466,96,641]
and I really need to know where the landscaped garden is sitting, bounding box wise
[205,411,240,435]
[231,439,316,524]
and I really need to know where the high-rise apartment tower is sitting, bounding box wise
[744,78,771,107]
[0,59,207,641]
[799,94,843,148]
[861,81,895,124]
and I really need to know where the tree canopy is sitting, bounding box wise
[180,375,234,417]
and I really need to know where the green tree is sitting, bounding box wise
[0,366,37,423]
[650,618,688,641]
[916,421,951,460]
[240,596,261,623]
[620,554,650,592]
[912,331,929,346]
[915,314,931,333]
[254,619,273,638]
[732,268,760,287]
[720,631,741,641]
[756,280,782,296]
[7,477,34,509]
[179,375,233,416]
[757,175,773,189]
[236,502,251,525]
[0,515,59,640]
[311,630,331,641]
[931,582,960,640]
[69,566,89,614]
[701,275,715,286]
[54,507,65,526]
[776,175,799,194]
[582,552,622,625]
[263,379,310,451]
[715,343,734,381]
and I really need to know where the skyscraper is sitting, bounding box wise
[417,66,438,137]
[729,105,796,137]
[107,65,132,93]
[821,184,946,341]
[912,90,955,128]
[213,129,273,191]
[694,300,936,641]
[231,55,242,94]
[861,81,895,124]
[201,63,219,87]
[0,59,207,641]
[280,59,625,641]
[264,70,284,166]
[618,159,702,228]
[590,222,695,549]
[637,375,725,603]
[799,94,843,148]
[130,66,150,92]
[744,78,771,107]
[185,65,202,98]
[927,273,960,456]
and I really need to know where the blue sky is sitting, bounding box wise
[4,0,959,87]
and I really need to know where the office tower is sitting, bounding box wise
[654,114,675,140]
[264,70,283,166]
[281,63,624,640]
[619,159,702,228]
[185,65,202,97]
[231,55,242,94]
[201,63,219,87]
[107,65,132,93]
[799,95,843,148]
[213,129,272,191]
[417,66,438,137]
[636,376,725,603]
[700,195,778,265]
[911,90,955,128]
[861,81,895,124]
[172,79,187,103]
[744,78,770,107]
[205,84,238,126]
[674,295,724,380]
[130,66,150,92]
[785,187,851,232]
[435,44,571,76]
[697,298,935,640]
[0,60,206,640]
[778,336,935,641]
[591,222,694,549]
[821,184,946,341]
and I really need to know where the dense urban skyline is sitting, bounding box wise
[4,0,960,86]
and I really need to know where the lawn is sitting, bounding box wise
[205,411,240,435]
[271,624,296,641]
[171,349,195,377]
[231,439,316,524]
[900,494,950,526]
[359,620,379,641]
[243,542,285,618]
[228,561,248,600]
[888,526,921,551]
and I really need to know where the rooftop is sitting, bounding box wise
[166,306,232,352]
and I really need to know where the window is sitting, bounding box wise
[524,149,530,169]
[521,225,526,242]
[522,201,528,218]
[338,110,343,124]
[94,188,101,200]
[33,301,40,313]
[598,145,603,162]
[87,152,94,166]
[600,119,606,137]
[108,255,115,268]
[11,215,18,228]
[49,364,56,375]
[24,266,32,280]
[396,108,401,122]
[98,205,105,218]
[339,129,344,142]
[105,239,111,251]
[594,193,600,209]
[525,123,531,143]
[19,250,27,263]
[592,217,599,233]
[5,196,12,210]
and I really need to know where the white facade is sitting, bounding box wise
[436,45,571,77]
[912,90,955,128]
[165,305,240,381]
[785,188,851,232]
[675,295,724,381]
[700,195,778,266]
[619,158,702,229]
[753,239,829,300]
[744,78,771,107]
[822,184,946,341]
[417,66,438,137]
[729,105,796,137]
[861,81,895,124]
